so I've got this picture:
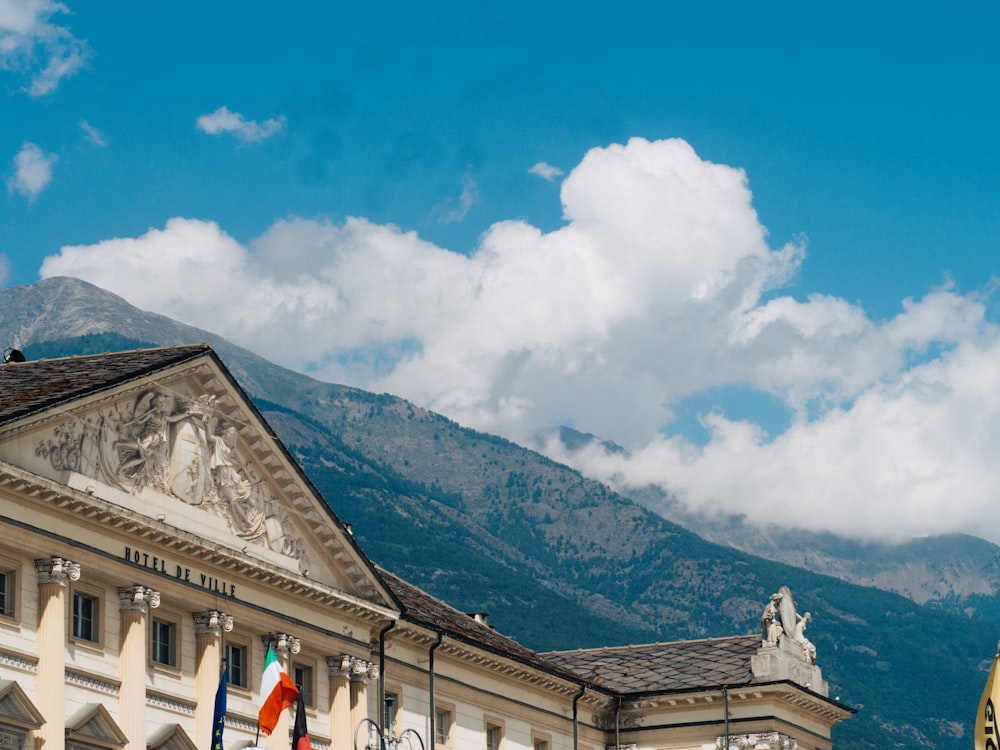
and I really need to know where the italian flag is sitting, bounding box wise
[258,645,299,735]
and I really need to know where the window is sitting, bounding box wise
[151,618,177,666]
[72,591,100,642]
[435,709,452,747]
[292,662,314,707]
[485,723,503,750]
[0,567,14,619]
[225,641,248,688]
[532,735,550,750]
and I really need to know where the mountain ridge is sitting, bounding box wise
[3,276,998,749]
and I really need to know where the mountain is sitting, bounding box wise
[2,276,998,750]
[562,427,1000,616]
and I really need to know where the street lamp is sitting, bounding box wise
[354,695,425,750]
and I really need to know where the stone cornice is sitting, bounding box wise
[0,462,399,624]
[66,667,121,695]
[628,682,853,725]
[0,646,37,674]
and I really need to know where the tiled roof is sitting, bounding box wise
[377,567,591,686]
[0,344,214,425]
[540,635,761,694]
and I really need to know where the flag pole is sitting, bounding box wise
[256,633,272,746]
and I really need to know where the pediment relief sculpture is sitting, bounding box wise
[35,386,309,573]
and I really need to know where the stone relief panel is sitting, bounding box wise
[35,386,308,572]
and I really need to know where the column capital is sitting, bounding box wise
[717,732,798,750]
[263,632,301,657]
[193,610,234,637]
[118,585,160,613]
[34,557,81,586]
[336,656,378,683]
[350,659,379,683]
[327,654,353,679]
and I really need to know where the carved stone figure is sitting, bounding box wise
[761,593,782,646]
[114,392,188,493]
[795,611,816,664]
[210,424,268,542]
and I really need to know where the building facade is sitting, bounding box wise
[0,345,852,750]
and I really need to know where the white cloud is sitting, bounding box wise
[436,172,479,224]
[0,0,89,96]
[79,119,106,146]
[196,106,286,143]
[37,136,1000,543]
[529,161,564,181]
[7,141,56,200]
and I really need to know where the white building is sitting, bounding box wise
[0,345,852,750]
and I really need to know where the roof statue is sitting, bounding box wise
[751,586,827,693]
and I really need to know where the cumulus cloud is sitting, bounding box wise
[7,141,56,200]
[196,106,286,143]
[0,0,89,96]
[37,136,1000,543]
[529,161,564,181]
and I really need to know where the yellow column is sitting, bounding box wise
[349,659,376,737]
[118,585,160,750]
[327,655,354,747]
[34,557,81,750]
[194,611,234,750]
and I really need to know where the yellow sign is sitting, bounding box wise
[976,653,1000,750]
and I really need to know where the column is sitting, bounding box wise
[327,655,354,747]
[263,633,300,749]
[349,659,378,738]
[34,557,81,750]
[194,611,234,750]
[118,585,160,750]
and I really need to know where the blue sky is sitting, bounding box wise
[4,2,1000,542]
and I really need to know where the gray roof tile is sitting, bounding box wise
[541,636,760,694]
[0,344,213,425]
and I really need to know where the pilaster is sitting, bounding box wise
[34,557,80,750]
[194,611,234,750]
[118,585,160,750]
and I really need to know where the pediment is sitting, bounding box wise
[147,724,197,750]
[65,704,128,749]
[0,680,44,729]
[0,348,394,609]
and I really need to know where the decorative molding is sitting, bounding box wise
[717,732,798,750]
[263,633,301,657]
[222,713,258,733]
[146,690,196,716]
[117,585,160,613]
[66,668,120,695]
[327,654,354,679]
[34,557,80,586]
[0,649,37,674]
[341,656,378,683]
[193,611,234,637]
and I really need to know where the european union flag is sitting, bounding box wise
[212,665,227,750]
